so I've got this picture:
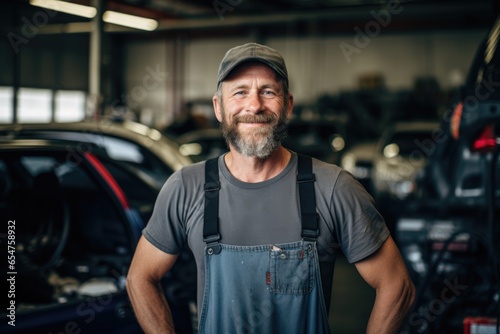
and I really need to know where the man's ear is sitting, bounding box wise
[213,94,222,122]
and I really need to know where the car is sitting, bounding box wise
[0,121,198,333]
[0,119,194,223]
[340,141,378,195]
[0,119,192,189]
[176,128,228,163]
[0,140,148,333]
[395,15,500,334]
[371,121,441,202]
[370,121,440,235]
[283,118,345,165]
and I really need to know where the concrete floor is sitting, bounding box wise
[328,254,375,334]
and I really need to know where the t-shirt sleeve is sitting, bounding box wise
[142,170,187,255]
[332,170,390,263]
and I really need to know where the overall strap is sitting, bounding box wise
[203,157,222,254]
[203,154,318,253]
[297,154,319,241]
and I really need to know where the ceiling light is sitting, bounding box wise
[103,11,158,31]
[29,0,97,19]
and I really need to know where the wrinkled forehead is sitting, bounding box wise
[220,61,287,90]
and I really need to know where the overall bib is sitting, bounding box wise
[199,155,331,334]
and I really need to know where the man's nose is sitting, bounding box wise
[245,91,263,113]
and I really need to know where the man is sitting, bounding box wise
[126,42,415,334]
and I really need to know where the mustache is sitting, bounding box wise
[234,114,276,123]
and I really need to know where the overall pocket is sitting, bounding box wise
[269,243,315,294]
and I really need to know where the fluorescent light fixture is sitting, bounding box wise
[30,0,97,19]
[29,0,158,31]
[103,11,158,31]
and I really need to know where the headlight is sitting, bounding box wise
[342,154,371,179]
[330,134,345,152]
[383,143,399,158]
[374,159,416,182]
[388,179,415,199]
[341,153,356,172]
[373,159,419,199]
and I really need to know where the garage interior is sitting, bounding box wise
[1,0,500,333]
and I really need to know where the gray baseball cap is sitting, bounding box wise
[217,43,289,88]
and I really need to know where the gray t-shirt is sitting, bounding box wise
[143,152,389,310]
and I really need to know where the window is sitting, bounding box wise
[55,90,86,122]
[1,88,87,124]
[0,87,14,123]
[17,88,52,123]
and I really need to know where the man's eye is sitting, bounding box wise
[234,91,245,96]
[262,90,276,96]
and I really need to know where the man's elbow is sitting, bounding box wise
[126,268,149,299]
[401,277,416,314]
[126,269,162,297]
[126,271,139,298]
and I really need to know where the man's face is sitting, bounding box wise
[213,62,293,159]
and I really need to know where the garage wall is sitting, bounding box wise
[123,39,178,127]
[123,30,486,128]
[182,30,486,103]
[0,34,89,90]
[184,37,249,99]
[0,26,488,128]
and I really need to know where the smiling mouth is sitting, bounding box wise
[239,121,268,124]
[236,114,275,124]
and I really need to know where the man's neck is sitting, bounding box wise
[223,147,291,183]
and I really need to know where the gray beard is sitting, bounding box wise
[220,111,288,159]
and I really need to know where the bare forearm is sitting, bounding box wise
[366,280,415,334]
[127,277,176,334]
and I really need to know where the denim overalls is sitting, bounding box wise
[199,155,331,334]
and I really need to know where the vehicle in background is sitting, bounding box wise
[0,119,193,223]
[177,128,228,163]
[0,119,198,333]
[0,140,193,333]
[340,141,377,195]
[0,119,192,190]
[371,121,440,202]
[396,15,500,334]
[283,118,345,165]
[369,121,440,234]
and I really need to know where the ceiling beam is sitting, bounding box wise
[28,1,494,35]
